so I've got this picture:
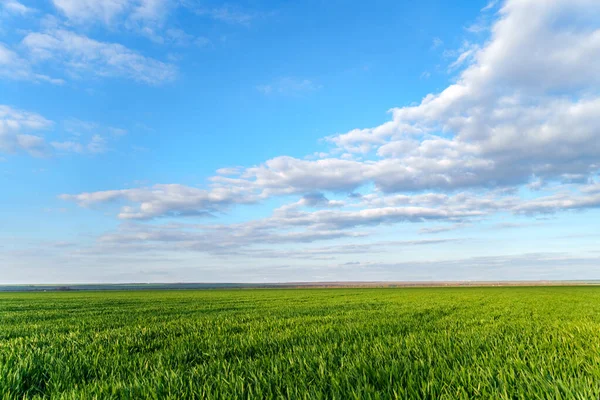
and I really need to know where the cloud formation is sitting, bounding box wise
[1,0,34,16]
[0,105,52,156]
[22,29,176,84]
[60,184,259,220]
[52,0,169,26]
[58,0,600,260]
[0,42,64,84]
[0,106,127,158]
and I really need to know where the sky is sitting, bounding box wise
[1,0,599,284]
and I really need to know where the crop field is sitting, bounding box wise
[2,287,600,399]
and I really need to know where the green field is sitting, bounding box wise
[2,287,600,399]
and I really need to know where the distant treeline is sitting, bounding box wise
[2,281,600,292]
[0,283,263,292]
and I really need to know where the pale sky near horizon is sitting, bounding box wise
[1,0,599,283]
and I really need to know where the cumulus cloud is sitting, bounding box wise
[60,0,600,256]
[212,148,519,195]
[219,156,368,195]
[22,29,176,84]
[318,0,600,192]
[300,193,345,208]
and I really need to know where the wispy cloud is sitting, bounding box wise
[1,0,35,15]
[204,6,255,25]
[257,78,321,96]
[51,0,169,26]
[163,28,210,47]
[1,108,126,158]
[0,105,53,157]
[22,29,177,84]
[185,3,264,26]
[0,42,64,84]
[444,41,479,71]
[52,134,107,155]
[481,0,498,12]
[419,224,469,235]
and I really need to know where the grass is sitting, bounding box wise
[1,287,600,399]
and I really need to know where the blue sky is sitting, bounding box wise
[1,0,599,283]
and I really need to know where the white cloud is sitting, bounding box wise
[270,205,484,230]
[60,184,259,220]
[162,28,210,47]
[63,119,127,139]
[52,0,168,26]
[51,141,84,153]
[187,5,260,26]
[63,118,98,135]
[48,0,263,50]
[513,190,600,215]
[0,42,64,84]
[52,134,107,154]
[22,29,177,84]
[0,105,52,156]
[59,0,600,259]
[130,0,168,23]
[322,0,600,191]
[1,0,34,15]
[87,134,107,153]
[446,42,479,70]
[239,156,368,194]
[481,0,499,12]
[0,108,126,158]
[419,223,469,235]
[465,20,489,34]
[216,167,242,175]
[52,0,127,24]
[59,178,600,261]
